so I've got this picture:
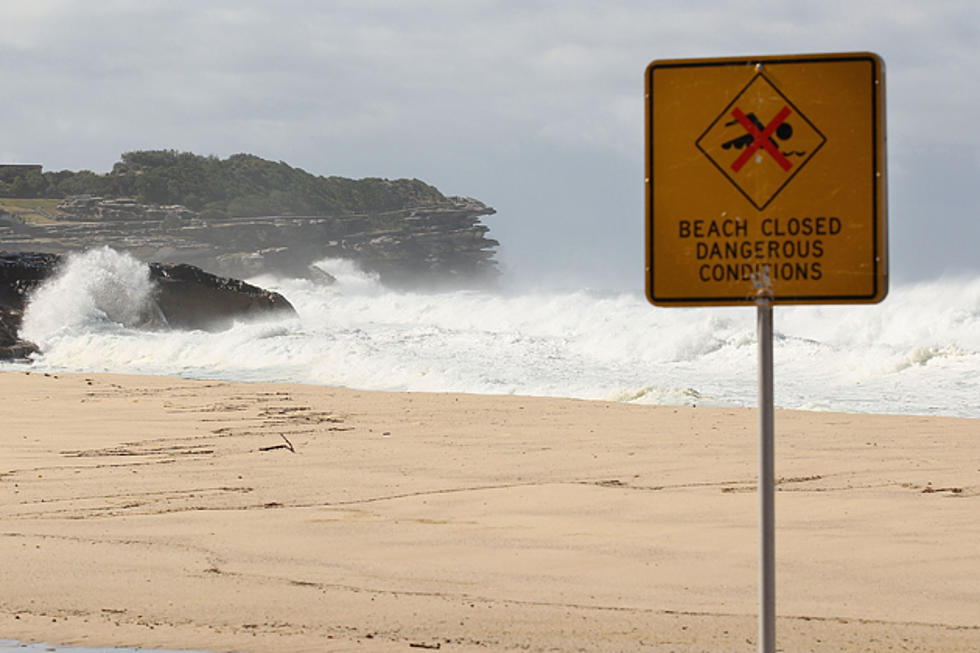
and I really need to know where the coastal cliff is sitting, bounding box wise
[0,151,500,288]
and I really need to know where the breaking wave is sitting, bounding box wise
[19,247,155,347]
[4,247,979,417]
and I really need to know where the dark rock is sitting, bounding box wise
[300,263,337,286]
[0,336,40,360]
[148,262,296,331]
[0,313,40,361]
[0,304,30,358]
[0,251,61,308]
[0,252,61,360]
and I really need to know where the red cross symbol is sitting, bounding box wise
[730,106,793,172]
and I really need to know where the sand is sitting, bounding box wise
[0,370,977,652]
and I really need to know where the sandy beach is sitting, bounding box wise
[0,370,977,652]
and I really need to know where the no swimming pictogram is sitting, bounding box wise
[728,106,792,172]
[697,73,826,210]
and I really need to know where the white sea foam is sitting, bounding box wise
[5,248,978,417]
[19,247,155,347]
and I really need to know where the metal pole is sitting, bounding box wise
[757,297,775,653]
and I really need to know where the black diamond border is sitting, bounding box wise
[695,72,827,211]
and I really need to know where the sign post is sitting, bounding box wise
[644,53,887,653]
[757,294,775,652]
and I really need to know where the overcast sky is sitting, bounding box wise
[1,0,977,290]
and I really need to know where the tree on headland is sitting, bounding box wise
[0,150,448,219]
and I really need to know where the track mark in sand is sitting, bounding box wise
[113,481,565,515]
[61,443,216,458]
[0,458,179,484]
[7,605,255,645]
[160,388,353,438]
[582,477,757,493]
[82,380,233,401]
[37,485,255,504]
[903,481,974,497]
[167,401,252,413]
[257,404,348,427]
[719,475,829,494]
[208,402,352,438]
[715,477,976,496]
[58,396,350,461]
[577,475,905,495]
[320,481,551,508]
[58,433,240,464]
[661,608,980,632]
[720,476,914,494]
[0,529,233,567]
[778,474,824,485]
[197,565,980,636]
[211,426,263,437]
[5,486,257,519]
[236,391,293,401]
[108,481,557,515]
[11,482,529,518]
[162,391,293,415]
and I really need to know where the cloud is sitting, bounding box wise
[0,0,977,284]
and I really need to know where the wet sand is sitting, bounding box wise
[1,371,977,652]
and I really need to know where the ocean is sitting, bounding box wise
[3,247,978,418]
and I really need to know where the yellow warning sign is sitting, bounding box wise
[645,52,887,306]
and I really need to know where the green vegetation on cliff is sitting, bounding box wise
[0,150,448,219]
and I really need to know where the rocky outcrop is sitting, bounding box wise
[1,196,498,288]
[56,195,196,223]
[0,252,296,360]
[0,308,40,359]
[148,262,296,331]
[0,252,58,359]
